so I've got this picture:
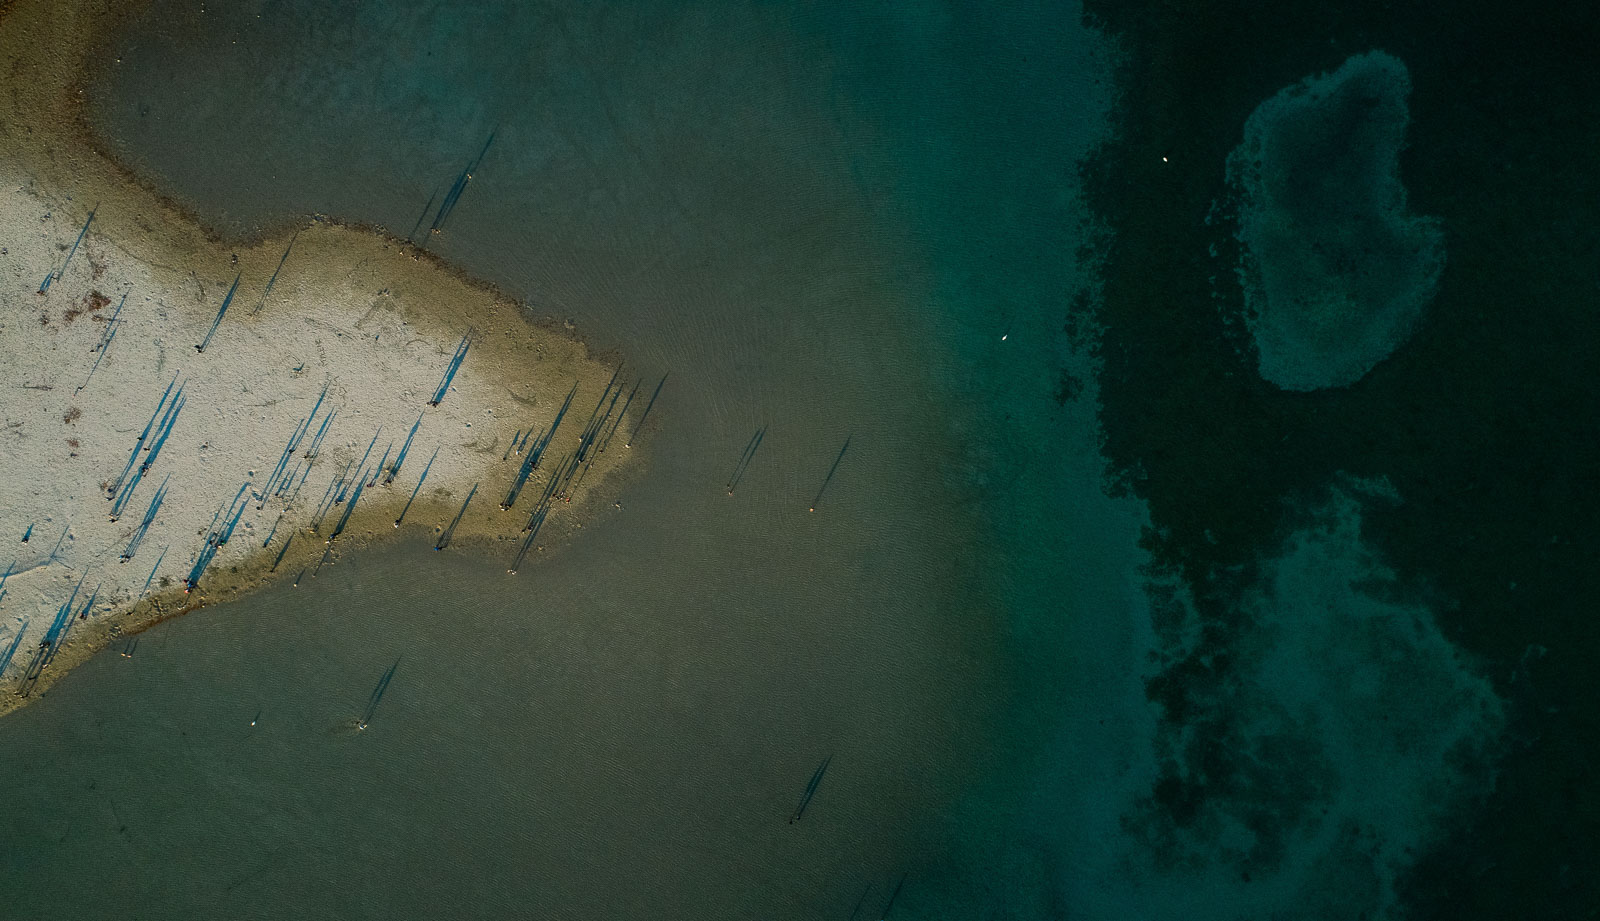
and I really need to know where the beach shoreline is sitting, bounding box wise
[0,0,646,714]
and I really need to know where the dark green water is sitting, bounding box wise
[4,0,1575,917]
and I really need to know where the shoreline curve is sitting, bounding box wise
[0,0,647,715]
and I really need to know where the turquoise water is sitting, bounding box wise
[2,2,1119,916]
[0,0,1530,918]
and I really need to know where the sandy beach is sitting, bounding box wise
[0,0,643,713]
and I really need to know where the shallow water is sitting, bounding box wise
[0,0,1525,917]
[0,538,1001,919]
[1,0,1120,916]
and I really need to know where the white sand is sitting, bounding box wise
[0,0,642,712]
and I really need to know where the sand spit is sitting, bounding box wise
[0,0,643,714]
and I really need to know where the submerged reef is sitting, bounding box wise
[1123,478,1503,920]
[1225,50,1445,391]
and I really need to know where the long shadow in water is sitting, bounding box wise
[727,425,767,495]
[625,372,668,447]
[406,187,438,244]
[789,753,832,824]
[358,657,401,730]
[879,873,907,919]
[810,434,852,512]
[848,884,873,921]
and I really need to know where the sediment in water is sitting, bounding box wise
[0,0,645,714]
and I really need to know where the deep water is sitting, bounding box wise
[2,0,1575,918]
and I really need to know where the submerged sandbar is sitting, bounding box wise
[0,0,644,713]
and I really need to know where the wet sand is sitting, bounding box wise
[0,0,641,713]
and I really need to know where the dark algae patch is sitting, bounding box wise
[1078,0,1597,916]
